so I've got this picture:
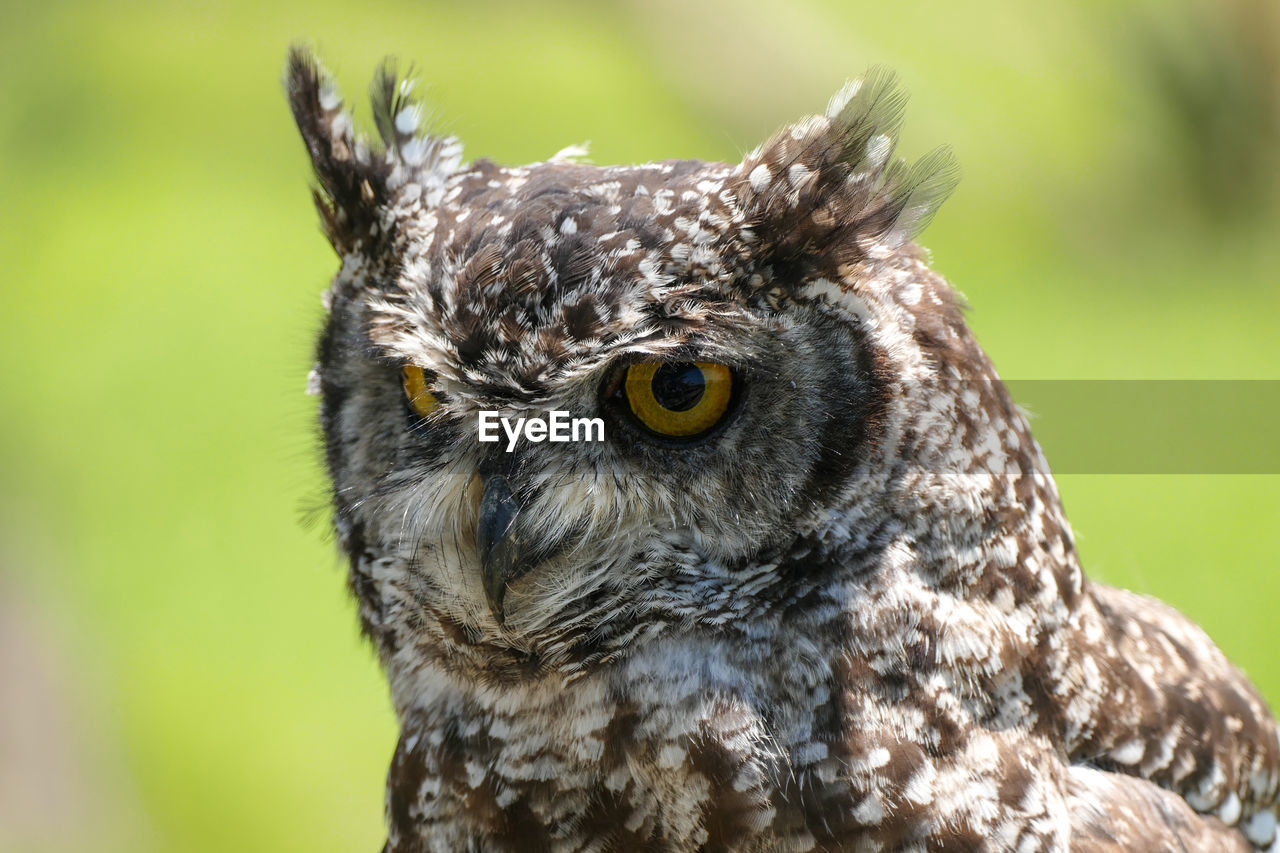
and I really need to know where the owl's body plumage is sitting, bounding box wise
[286,48,1280,851]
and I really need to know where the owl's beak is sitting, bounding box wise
[476,468,536,623]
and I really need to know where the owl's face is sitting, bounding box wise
[290,52,1015,676]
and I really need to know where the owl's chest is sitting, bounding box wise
[387,639,838,851]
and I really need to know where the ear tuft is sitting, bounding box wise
[284,46,464,255]
[824,66,909,160]
[369,59,464,204]
[285,45,388,255]
[826,68,959,250]
[736,68,958,264]
[873,144,960,251]
[369,59,421,152]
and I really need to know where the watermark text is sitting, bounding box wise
[478,411,605,452]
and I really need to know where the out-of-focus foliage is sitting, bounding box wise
[0,1,1275,850]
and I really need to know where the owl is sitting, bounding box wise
[285,46,1280,852]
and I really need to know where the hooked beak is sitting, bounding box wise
[476,472,538,623]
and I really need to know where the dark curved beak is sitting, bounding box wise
[476,472,537,623]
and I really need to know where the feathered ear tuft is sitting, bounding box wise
[369,59,463,205]
[284,45,388,256]
[369,58,416,151]
[734,68,958,265]
[284,46,463,255]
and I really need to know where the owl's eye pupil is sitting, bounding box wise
[650,363,705,412]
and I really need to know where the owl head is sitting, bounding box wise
[287,47,1068,683]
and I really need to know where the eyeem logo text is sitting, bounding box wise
[478,411,605,452]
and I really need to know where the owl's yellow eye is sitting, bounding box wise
[623,361,734,438]
[401,364,441,419]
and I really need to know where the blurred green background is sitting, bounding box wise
[1,0,1276,850]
